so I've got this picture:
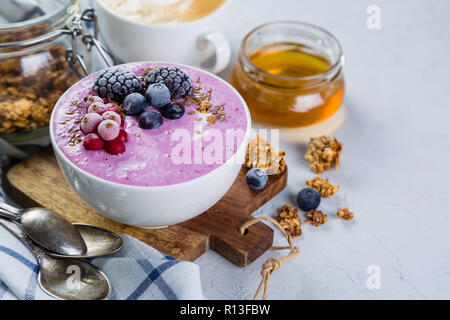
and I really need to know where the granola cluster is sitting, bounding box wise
[274,204,302,238]
[268,135,354,242]
[337,208,354,220]
[245,136,286,175]
[306,176,340,198]
[0,45,78,135]
[305,135,343,173]
[305,210,328,227]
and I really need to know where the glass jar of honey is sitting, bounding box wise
[0,1,114,157]
[232,21,344,129]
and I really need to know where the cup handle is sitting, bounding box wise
[197,31,231,74]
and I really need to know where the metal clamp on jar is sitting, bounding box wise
[0,0,113,158]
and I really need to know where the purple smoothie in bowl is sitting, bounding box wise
[50,62,251,227]
[52,62,248,187]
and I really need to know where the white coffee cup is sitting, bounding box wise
[93,0,232,74]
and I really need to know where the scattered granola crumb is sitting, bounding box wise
[245,136,286,175]
[305,210,327,227]
[67,132,82,146]
[178,81,227,126]
[193,85,204,93]
[275,204,302,238]
[306,176,340,197]
[337,208,354,220]
[305,135,343,173]
[206,115,216,125]
[72,100,84,108]
[210,103,226,123]
[198,100,212,113]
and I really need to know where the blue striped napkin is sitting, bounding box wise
[0,167,203,300]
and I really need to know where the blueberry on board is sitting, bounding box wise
[297,187,321,211]
[160,103,185,120]
[246,168,268,190]
[122,93,146,116]
[138,110,164,129]
[146,83,171,108]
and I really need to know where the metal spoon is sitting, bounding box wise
[47,223,123,259]
[0,202,87,256]
[0,204,123,258]
[0,218,111,300]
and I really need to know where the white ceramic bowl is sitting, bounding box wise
[50,62,251,228]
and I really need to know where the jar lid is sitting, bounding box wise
[0,0,79,42]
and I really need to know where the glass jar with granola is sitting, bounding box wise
[0,0,103,146]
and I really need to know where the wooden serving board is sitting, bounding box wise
[6,147,287,267]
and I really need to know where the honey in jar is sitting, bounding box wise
[232,22,345,128]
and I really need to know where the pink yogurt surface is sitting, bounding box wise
[52,62,248,187]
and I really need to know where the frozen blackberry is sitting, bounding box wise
[93,68,143,102]
[145,66,193,99]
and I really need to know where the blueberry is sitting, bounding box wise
[138,110,163,129]
[146,83,171,108]
[297,187,321,211]
[246,168,268,190]
[160,103,185,120]
[123,93,146,116]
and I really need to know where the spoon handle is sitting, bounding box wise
[0,202,22,221]
[0,217,44,259]
[0,209,20,221]
[0,201,23,215]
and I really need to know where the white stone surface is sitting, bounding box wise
[78,0,450,299]
[194,0,450,300]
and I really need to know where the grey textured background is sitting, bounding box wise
[77,0,449,299]
[193,0,450,299]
